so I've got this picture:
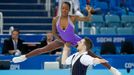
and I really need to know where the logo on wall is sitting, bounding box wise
[124,62,134,73]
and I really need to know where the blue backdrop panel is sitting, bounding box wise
[0,34,133,47]
[0,55,134,69]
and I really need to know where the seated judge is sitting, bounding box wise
[2,29,27,55]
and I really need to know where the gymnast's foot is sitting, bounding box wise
[12,55,27,63]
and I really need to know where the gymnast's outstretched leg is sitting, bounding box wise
[12,40,64,63]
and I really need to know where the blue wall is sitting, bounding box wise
[0,55,134,69]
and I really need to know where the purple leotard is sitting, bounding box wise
[56,16,82,46]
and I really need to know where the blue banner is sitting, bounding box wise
[80,35,134,46]
[0,34,133,47]
[0,55,134,69]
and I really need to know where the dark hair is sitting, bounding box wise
[63,1,71,10]
[11,29,20,34]
[84,37,93,50]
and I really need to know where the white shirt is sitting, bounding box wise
[65,52,95,67]
[12,39,17,50]
[72,0,80,11]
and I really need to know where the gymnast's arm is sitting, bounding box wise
[88,50,111,69]
[88,50,122,75]
[74,5,92,22]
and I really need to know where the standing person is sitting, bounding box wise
[12,2,119,75]
[64,38,121,75]
[2,29,27,55]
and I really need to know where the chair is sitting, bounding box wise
[84,27,100,35]
[129,12,134,15]
[105,15,121,27]
[83,27,90,35]
[91,15,105,27]
[100,27,116,35]
[121,15,134,27]
[117,27,133,35]
[96,2,109,14]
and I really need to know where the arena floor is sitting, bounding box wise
[0,69,133,75]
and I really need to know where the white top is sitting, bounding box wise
[65,52,96,67]
[63,0,80,11]
[72,0,80,11]
[12,39,17,50]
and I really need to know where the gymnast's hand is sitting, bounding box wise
[86,5,92,13]
[65,42,71,47]
[63,42,71,52]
